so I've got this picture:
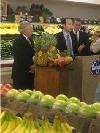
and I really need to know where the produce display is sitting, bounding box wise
[0,111,74,133]
[88,26,100,31]
[1,87,100,118]
[33,33,73,67]
[0,23,62,35]
[1,84,100,132]
[0,23,100,35]
[0,23,19,35]
[0,40,13,58]
[42,24,62,34]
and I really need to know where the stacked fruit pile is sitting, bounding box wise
[47,48,73,67]
[42,24,62,34]
[33,33,73,67]
[0,23,19,35]
[1,40,13,58]
[0,111,74,133]
[2,89,100,118]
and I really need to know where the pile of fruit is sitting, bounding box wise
[1,40,13,58]
[0,23,19,35]
[0,110,74,133]
[0,23,61,35]
[42,24,62,34]
[0,84,12,95]
[2,88,100,118]
[34,48,73,67]
[47,48,73,67]
[33,33,73,67]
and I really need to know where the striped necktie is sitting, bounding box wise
[66,34,73,56]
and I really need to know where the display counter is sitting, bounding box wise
[1,59,13,84]
[34,55,100,104]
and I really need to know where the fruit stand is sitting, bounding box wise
[34,55,100,104]
[1,86,100,133]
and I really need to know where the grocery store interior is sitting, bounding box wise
[0,0,100,133]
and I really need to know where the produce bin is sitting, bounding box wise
[34,55,100,103]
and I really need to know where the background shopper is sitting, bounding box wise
[72,19,90,56]
[90,31,100,54]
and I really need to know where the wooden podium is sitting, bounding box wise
[35,66,69,97]
[34,55,100,104]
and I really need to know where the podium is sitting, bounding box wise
[34,55,100,104]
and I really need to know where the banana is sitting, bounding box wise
[24,119,31,133]
[15,116,22,127]
[12,118,27,133]
[3,118,16,133]
[30,120,38,133]
[0,111,10,132]
[0,111,6,124]
[64,123,72,133]
[1,120,9,133]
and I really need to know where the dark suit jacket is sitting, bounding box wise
[56,31,78,56]
[72,31,90,56]
[12,34,35,84]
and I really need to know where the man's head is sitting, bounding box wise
[19,21,33,37]
[73,19,81,31]
[62,18,73,32]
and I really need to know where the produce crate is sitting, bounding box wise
[1,95,7,107]
[88,115,100,133]
[26,105,92,133]
[4,97,29,115]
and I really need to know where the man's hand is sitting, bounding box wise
[29,65,35,74]
[78,44,86,53]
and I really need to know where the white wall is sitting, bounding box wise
[8,0,100,19]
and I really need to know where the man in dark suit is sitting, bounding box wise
[73,19,90,56]
[12,21,35,90]
[56,18,78,56]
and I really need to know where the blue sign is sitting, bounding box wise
[91,60,100,76]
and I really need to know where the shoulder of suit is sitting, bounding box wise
[14,34,26,46]
[80,31,88,35]
[56,31,63,37]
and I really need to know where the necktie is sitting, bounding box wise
[76,31,79,43]
[66,34,73,55]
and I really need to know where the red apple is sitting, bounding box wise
[3,87,11,92]
[58,59,65,68]
[0,84,3,90]
[0,89,7,95]
[48,60,55,67]
[4,84,12,89]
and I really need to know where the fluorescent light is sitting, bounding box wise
[63,0,100,5]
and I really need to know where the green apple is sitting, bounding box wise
[65,102,80,113]
[28,91,44,105]
[52,100,67,112]
[6,89,19,98]
[24,89,33,95]
[40,95,55,108]
[56,94,69,102]
[16,92,30,102]
[69,97,80,105]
